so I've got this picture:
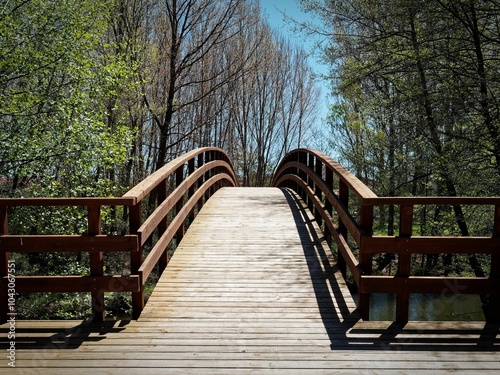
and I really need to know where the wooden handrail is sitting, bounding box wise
[123,147,237,202]
[273,148,500,323]
[0,197,137,206]
[0,147,238,322]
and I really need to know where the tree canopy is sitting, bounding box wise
[1,0,322,319]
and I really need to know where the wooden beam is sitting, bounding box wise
[361,236,500,254]
[0,197,136,207]
[395,204,413,323]
[0,275,140,292]
[0,235,139,253]
[88,205,104,322]
[129,202,144,320]
[360,275,498,294]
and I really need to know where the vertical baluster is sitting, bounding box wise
[337,181,349,278]
[188,158,196,223]
[324,168,334,246]
[197,153,205,211]
[204,151,212,200]
[396,204,413,323]
[158,179,168,275]
[314,157,323,226]
[298,151,307,202]
[358,204,374,321]
[0,206,9,323]
[307,153,315,212]
[130,202,143,319]
[489,204,500,323]
[88,205,105,322]
[176,166,185,244]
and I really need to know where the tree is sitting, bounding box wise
[0,0,134,198]
[143,0,250,171]
[300,0,500,288]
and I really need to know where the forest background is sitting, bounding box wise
[2,0,500,319]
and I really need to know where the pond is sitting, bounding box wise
[353,293,485,321]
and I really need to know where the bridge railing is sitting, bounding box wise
[0,147,237,322]
[273,148,500,323]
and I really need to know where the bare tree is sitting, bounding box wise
[144,0,251,170]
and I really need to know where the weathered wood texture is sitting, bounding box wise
[273,148,500,323]
[1,188,499,374]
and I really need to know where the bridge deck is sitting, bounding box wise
[2,187,500,374]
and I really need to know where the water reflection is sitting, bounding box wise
[353,293,485,321]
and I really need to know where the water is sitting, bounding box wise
[353,293,485,321]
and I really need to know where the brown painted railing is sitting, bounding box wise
[273,148,500,323]
[0,147,237,322]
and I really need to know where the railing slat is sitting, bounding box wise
[129,202,144,320]
[0,147,238,323]
[360,276,499,295]
[88,205,105,322]
[361,236,500,254]
[273,148,500,323]
[0,235,139,252]
[395,204,413,323]
[138,173,235,283]
[0,275,140,292]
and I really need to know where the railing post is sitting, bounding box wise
[197,153,205,211]
[188,158,196,224]
[358,204,373,321]
[0,206,9,323]
[488,204,500,323]
[88,205,105,322]
[324,168,334,246]
[204,151,212,200]
[298,151,308,202]
[130,202,144,319]
[158,179,168,274]
[396,204,413,323]
[307,153,315,212]
[314,157,323,226]
[175,166,185,244]
[337,181,349,278]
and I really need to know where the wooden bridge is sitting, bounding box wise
[1,148,500,373]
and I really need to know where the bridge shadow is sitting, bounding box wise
[279,188,500,352]
[0,319,130,350]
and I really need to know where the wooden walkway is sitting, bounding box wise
[2,187,500,374]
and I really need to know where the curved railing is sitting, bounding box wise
[273,148,500,322]
[124,147,237,318]
[0,147,237,321]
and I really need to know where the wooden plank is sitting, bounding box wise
[122,148,237,203]
[0,275,140,292]
[362,236,500,254]
[359,275,499,294]
[0,197,136,207]
[395,204,413,323]
[138,160,230,244]
[273,149,378,201]
[138,174,235,283]
[129,202,144,320]
[4,187,500,374]
[0,235,139,253]
[274,169,362,244]
[362,196,500,206]
[88,205,104,322]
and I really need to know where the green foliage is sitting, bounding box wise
[16,292,92,320]
[0,0,135,198]
[1,0,139,320]
[303,0,500,286]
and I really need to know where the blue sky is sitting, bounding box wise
[260,0,332,136]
